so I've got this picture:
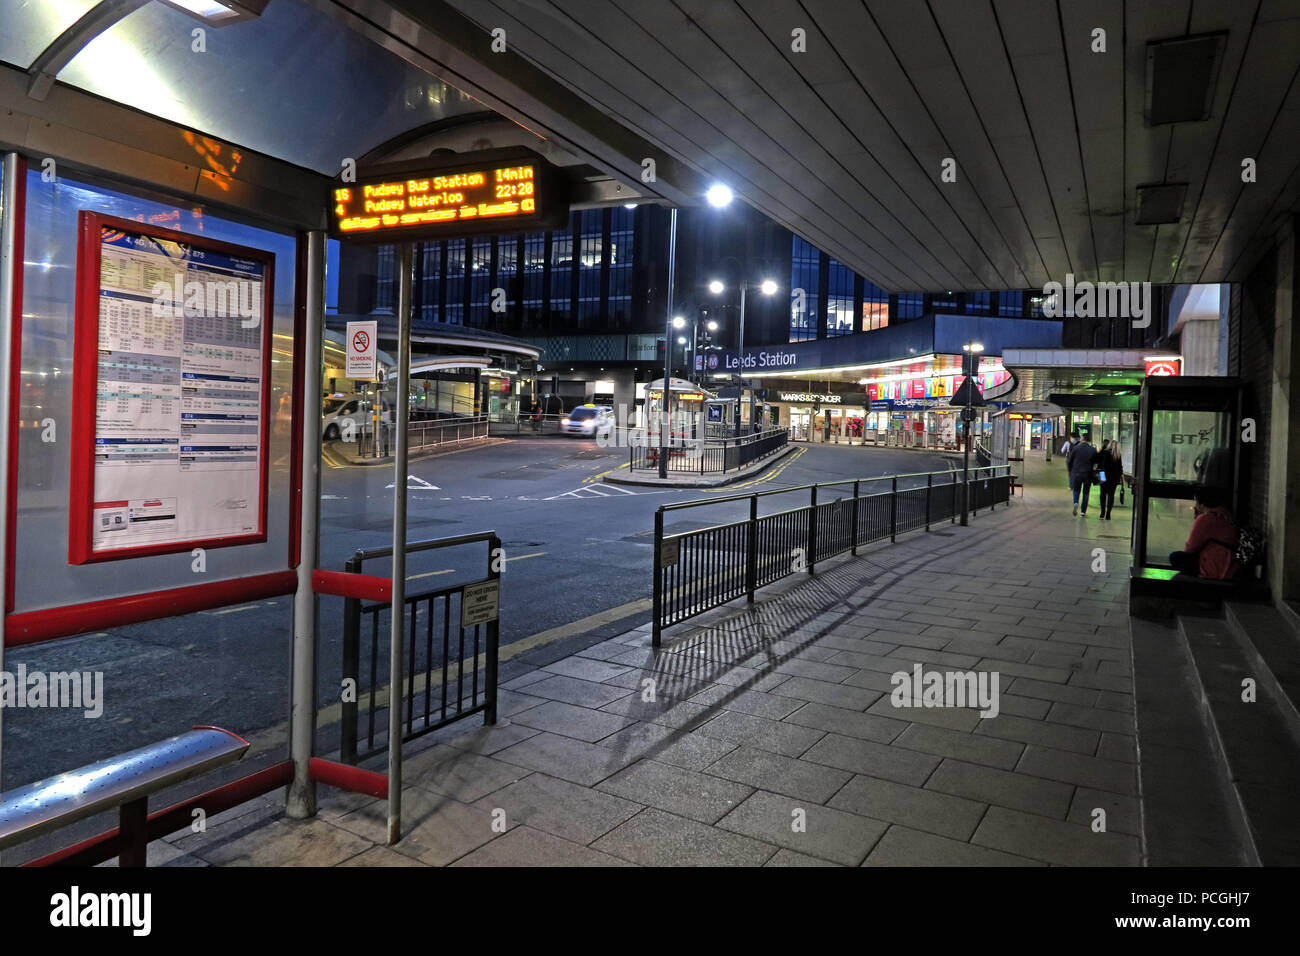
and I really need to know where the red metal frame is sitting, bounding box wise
[4,569,296,646]
[4,156,26,613]
[309,757,388,799]
[311,568,392,602]
[67,211,275,565]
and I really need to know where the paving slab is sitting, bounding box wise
[716,790,888,866]
[592,809,778,867]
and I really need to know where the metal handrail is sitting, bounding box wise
[659,464,1003,511]
[651,464,1014,645]
[0,726,249,865]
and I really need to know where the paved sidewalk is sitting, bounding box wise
[158,454,1140,867]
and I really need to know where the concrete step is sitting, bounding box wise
[1225,601,1300,743]
[1130,617,1255,865]
[1179,614,1300,866]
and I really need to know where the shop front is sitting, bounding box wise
[771,390,869,444]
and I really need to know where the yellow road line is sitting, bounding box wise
[583,461,630,484]
[407,569,454,581]
[704,446,806,492]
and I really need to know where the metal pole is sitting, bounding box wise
[851,480,860,555]
[0,153,21,852]
[652,507,664,646]
[961,416,971,526]
[288,230,327,819]
[735,281,746,438]
[807,484,817,575]
[658,207,677,479]
[691,315,698,385]
[746,493,758,601]
[387,242,413,845]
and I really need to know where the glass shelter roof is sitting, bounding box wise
[0,0,490,174]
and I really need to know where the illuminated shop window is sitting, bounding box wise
[826,257,854,337]
[863,279,889,330]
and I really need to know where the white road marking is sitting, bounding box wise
[543,484,641,500]
[407,569,454,580]
[208,604,259,615]
[385,475,439,490]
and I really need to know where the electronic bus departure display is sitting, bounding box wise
[329,149,569,241]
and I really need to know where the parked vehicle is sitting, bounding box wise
[323,398,387,440]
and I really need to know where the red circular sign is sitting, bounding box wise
[352,330,370,353]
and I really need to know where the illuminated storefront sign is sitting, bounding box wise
[1144,357,1182,377]
[777,392,841,404]
[865,369,1009,403]
[329,149,568,241]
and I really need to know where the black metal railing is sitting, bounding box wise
[488,413,569,436]
[630,427,789,476]
[652,465,1013,645]
[340,532,501,764]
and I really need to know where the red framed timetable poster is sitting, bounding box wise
[68,212,274,564]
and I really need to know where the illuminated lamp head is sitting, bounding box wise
[706,184,734,207]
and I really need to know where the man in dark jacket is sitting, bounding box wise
[1067,434,1098,517]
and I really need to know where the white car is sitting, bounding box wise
[323,398,387,440]
[561,405,614,439]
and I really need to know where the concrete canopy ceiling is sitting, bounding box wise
[319,0,1300,293]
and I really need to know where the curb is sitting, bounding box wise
[604,442,801,488]
[324,436,505,468]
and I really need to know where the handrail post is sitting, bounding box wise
[340,553,362,765]
[385,241,413,846]
[890,476,898,542]
[746,493,758,602]
[484,535,501,724]
[850,479,860,555]
[925,472,932,531]
[652,507,664,647]
[807,484,818,575]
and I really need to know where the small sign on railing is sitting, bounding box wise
[461,579,500,627]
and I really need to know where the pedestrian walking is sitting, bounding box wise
[1067,432,1098,516]
[1097,439,1124,519]
[1062,429,1079,490]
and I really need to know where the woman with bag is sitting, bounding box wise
[1097,440,1124,520]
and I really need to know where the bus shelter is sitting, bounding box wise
[0,1,670,863]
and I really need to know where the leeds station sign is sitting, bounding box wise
[329,148,569,242]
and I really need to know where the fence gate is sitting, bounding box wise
[339,532,501,765]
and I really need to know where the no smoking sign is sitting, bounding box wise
[346,320,377,379]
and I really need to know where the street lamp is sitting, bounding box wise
[709,275,779,436]
[706,184,734,207]
[659,185,733,476]
[959,342,985,526]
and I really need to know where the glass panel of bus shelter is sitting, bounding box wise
[0,1,101,71]
[57,0,486,175]
[2,172,298,858]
